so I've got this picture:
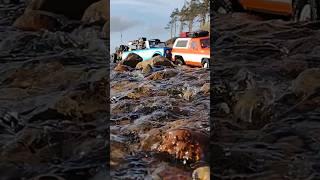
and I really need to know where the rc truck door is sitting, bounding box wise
[189,40,201,66]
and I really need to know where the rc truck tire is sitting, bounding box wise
[202,59,210,69]
[294,0,319,22]
[175,57,184,66]
[112,53,118,63]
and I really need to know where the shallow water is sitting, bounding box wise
[110,63,210,179]
[212,13,320,179]
[0,1,109,179]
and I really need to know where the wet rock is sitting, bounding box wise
[54,80,107,118]
[0,128,43,164]
[120,53,143,68]
[182,85,200,101]
[127,84,153,99]
[278,59,308,78]
[233,87,273,124]
[292,68,320,98]
[192,166,210,180]
[140,128,162,151]
[13,10,61,31]
[110,140,128,168]
[158,128,209,163]
[200,83,210,95]
[151,162,192,180]
[114,63,131,72]
[82,0,108,24]
[25,0,99,19]
[152,56,175,68]
[142,64,153,75]
[148,69,178,80]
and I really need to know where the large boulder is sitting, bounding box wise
[13,10,61,31]
[136,56,175,71]
[136,59,153,70]
[121,53,143,68]
[82,0,108,24]
[152,56,175,68]
[25,0,99,20]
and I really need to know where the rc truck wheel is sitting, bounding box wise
[112,53,117,63]
[202,59,210,69]
[175,57,184,66]
[294,0,319,22]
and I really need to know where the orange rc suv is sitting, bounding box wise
[230,0,320,21]
[172,31,210,68]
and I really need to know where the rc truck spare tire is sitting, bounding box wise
[294,0,319,22]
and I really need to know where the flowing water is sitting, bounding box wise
[0,1,109,179]
[212,13,320,179]
[110,63,210,179]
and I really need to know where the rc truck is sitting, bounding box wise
[171,31,210,68]
[116,37,172,62]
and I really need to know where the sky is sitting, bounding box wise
[110,0,186,53]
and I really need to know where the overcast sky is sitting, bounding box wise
[110,0,186,53]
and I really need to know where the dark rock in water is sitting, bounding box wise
[121,53,143,68]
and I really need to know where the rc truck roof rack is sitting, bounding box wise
[149,39,161,43]
[180,30,209,38]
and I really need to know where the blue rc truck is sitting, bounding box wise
[112,37,172,63]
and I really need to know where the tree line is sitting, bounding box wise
[165,0,210,38]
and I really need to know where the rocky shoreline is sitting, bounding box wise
[110,56,210,179]
[0,0,109,179]
[212,13,320,179]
